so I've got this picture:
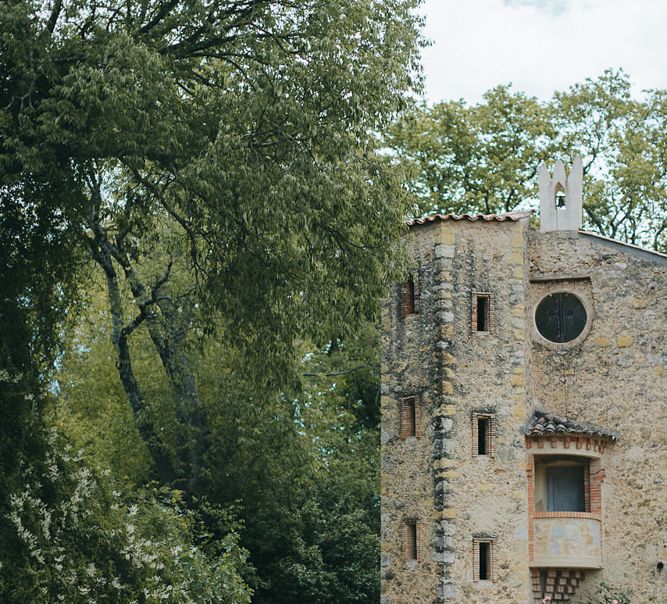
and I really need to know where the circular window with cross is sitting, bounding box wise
[534,292,590,344]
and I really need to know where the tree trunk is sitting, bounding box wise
[151,296,206,494]
[87,225,174,485]
[109,244,207,495]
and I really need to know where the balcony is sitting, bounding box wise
[532,513,602,569]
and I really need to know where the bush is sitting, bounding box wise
[1,430,250,604]
[584,582,632,604]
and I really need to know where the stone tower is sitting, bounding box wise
[380,163,667,604]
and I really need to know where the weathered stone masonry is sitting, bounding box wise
[381,161,667,604]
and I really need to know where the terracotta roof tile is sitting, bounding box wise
[408,210,533,226]
[525,410,618,442]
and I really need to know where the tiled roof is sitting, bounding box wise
[408,210,533,226]
[525,410,618,441]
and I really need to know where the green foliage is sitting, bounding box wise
[1,0,424,376]
[193,326,383,603]
[261,330,382,604]
[51,277,156,483]
[51,275,383,602]
[388,69,667,251]
[1,0,424,495]
[1,431,250,604]
[389,86,553,215]
[583,582,632,604]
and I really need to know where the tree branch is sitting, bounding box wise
[303,364,372,378]
[137,0,180,35]
[45,0,63,34]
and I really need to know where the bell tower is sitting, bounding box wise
[538,157,583,232]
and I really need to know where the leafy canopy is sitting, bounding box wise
[388,70,667,251]
[1,0,424,381]
[1,1,425,601]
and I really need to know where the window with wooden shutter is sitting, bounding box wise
[401,273,419,317]
[403,520,418,560]
[400,396,418,439]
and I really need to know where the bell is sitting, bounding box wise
[555,190,566,208]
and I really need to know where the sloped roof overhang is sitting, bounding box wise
[525,410,618,442]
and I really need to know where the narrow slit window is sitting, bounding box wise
[478,542,491,580]
[472,413,495,458]
[405,521,418,560]
[477,417,489,455]
[473,538,495,582]
[400,397,417,439]
[401,276,417,317]
[473,293,491,332]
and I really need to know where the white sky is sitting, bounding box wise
[420,0,667,103]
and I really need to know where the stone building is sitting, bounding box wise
[380,159,666,604]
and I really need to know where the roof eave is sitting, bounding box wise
[407,209,534,227]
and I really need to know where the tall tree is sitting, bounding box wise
[552,70,667,248]
[1,1,424,599]
[389,86,554,215]
[1,0,424,490]
[52,274,384,603]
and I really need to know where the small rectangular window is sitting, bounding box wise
[400,397,417,439]
[472,412,495,458]
[478,542,491,580]
[405,521,418,560]
[477,417,489,455]
[473,293,491,332]
[473,538,495,582]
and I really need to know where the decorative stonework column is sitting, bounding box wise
[431,228,459,602]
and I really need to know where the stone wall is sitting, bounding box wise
[381,221,442,604]
[381,216,534,604]
[382,219,666,604]
[528,230,667,602]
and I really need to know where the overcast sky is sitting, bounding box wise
[420,0,667,103]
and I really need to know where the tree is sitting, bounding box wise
[388,70,667,251]
[552,71,667,249]
[388,86,554,215]
[52,272,384,603]
[4,437,251,603]
[1,0,423,485]
[1,1,425,599]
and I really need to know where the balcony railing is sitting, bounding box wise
[531,513,602,569]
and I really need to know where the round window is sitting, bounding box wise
[535,293,587,343]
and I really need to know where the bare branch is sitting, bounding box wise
[45,0,63,34]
